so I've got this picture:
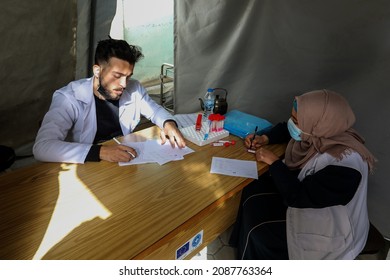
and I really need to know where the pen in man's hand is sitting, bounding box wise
[113,137,136,158]
[250,126,258,149]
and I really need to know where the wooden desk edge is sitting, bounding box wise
[133,144,286,260]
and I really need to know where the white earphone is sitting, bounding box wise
[93,66,101,78]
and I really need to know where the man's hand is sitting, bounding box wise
[100,144,137,162]
[160,121,186,148]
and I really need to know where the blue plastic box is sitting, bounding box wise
[223,110,273,138]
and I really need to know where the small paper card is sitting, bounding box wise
[210,157,258,179]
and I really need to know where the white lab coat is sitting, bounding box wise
[33,77,174,163]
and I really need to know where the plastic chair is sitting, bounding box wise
[356,223,389,260]
[0,145,15,172]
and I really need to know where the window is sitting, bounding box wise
[111,0,174,84]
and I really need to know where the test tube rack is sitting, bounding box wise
[180,122,229,146]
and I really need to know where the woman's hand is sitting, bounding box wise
[255,147,279,165]
[244,134,269,149]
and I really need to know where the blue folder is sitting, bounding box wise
[223,110,273,138]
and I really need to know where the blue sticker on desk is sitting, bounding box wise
[192,233,202,248]
[176,242,189,260]
[175,230,204,260]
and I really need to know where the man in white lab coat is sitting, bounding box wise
[33,37,185,164]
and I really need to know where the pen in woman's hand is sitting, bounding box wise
[250,126,258,149]
[113,137,136,158]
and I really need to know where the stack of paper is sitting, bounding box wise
[118,139,194,166]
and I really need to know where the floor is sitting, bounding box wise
[205,226,237,260]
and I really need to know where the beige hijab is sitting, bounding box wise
[284,89,376,172]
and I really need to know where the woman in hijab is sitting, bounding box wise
[229,89,376,260]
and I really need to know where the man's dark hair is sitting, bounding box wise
[94,37,144,66]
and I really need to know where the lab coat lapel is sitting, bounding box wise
[119,90,136,135]
[73,78,97,143]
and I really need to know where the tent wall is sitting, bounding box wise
[174,0,390,238]
[76,0,117,79]
[0,0,117,150]
[0,1,76,149]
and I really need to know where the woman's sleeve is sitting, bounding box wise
[263,122,291,144]
[269,160,362,208]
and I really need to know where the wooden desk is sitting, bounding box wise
[0,126,285,260]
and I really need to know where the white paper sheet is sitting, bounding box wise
[118,142,156,166]
[210,157,258,179]
[119,139,194,166]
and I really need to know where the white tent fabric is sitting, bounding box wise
[174,0,390,238]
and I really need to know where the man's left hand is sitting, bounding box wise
[160,121,186,148]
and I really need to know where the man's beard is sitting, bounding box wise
[97,77,121,100]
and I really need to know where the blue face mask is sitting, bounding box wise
[287,118,302,141]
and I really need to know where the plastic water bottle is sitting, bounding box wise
[203,88,215,119]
